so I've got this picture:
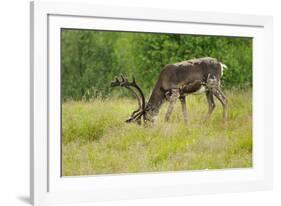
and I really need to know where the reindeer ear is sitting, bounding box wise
[121,75,125,81]
[132,75,136,83]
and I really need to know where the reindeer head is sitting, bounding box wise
[111,75,148,124]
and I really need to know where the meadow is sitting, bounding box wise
[62,89,252,176]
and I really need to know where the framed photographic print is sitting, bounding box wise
[30,0,273,205]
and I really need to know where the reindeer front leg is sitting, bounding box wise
[165,89,180,122]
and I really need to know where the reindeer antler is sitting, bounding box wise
[111,75,147,124]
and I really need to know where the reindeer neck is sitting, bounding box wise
[146,86,164,117]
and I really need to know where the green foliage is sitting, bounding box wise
[62,29,252,100]
[62,90,252,176]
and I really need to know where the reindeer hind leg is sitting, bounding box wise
[179,95,188,123]
[213,88,228,122]
[205,91,216,120]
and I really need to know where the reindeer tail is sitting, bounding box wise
[220,62,228,76]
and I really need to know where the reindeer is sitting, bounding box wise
[111,57,228,124]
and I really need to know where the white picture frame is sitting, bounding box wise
[30,0,273,205]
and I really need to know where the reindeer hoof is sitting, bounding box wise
[125,118,132,123]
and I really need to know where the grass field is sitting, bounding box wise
[62,89,252,176]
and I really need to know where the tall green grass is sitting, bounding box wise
[62,89,252,176]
